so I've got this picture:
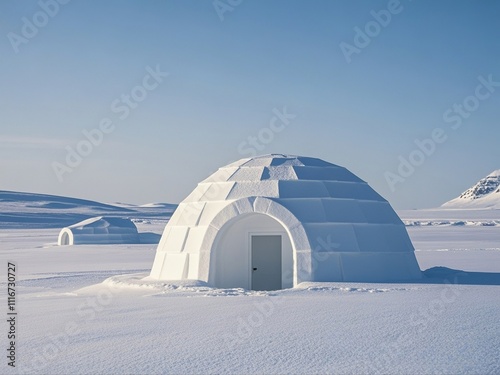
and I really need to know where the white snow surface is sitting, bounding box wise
[1,196,499,374]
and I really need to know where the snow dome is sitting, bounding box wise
[150,154,422,290]
[58,216,139,245]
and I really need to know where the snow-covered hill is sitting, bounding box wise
[0,190,176,229]
[442,170,500,209]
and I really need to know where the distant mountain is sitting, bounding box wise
[0,190,176,229]
[442,170,500,209]
[0,190,128,211]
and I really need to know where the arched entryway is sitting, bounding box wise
[210,213,294,290]
[58,229,73,246]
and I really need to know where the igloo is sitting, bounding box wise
[58,216,139,245]
[150,154,422,290]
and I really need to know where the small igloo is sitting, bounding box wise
[58,216,139,245]
[150,154,422,290]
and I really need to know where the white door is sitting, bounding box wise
[251,235,282,291]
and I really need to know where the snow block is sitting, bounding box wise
[200,167,239,183]
[183,184,211,203]
[199,225,219,253]
[266,200,302,230]
[282,224,308,252]
[187,253,200,279]
[240,156,277,167]
[173,202,206,227]
[323,181,385,201]
[149,251,167,279]
[226,181,279,199]
[358,201,402,224]
[311,252,343,282]
[225,157,252,168]
[183,226,209,253]
[197,250,212,282]
[197,201,232,227]
[156,226,172,252]
[293,166,363,182]
[269,156,304,167]
[228,167,265,182]
[340,252,421,281]
[162,253,189,280]
[234,197,255,214]
[261,166,298,180]
[322,198,367,223]
[278,198,327,223]
[295,156,337,167]
[278,180,330,198]
[295,250,313,284]
[304,223,360,253]
[381,225,415,252]
[352,224,390,252]
[253,196,273,213]
[162,226,189,253]
[209,204,240,230]
[200,182,235,201]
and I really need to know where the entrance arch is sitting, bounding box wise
[210,213,294,290]
[57,228,74,246]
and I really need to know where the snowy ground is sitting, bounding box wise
[1,209,500,374]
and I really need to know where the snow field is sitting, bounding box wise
[1,208,499,374]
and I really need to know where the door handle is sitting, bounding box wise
[253,268,257,271]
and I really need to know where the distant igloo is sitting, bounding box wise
[149,154,422,290]
[58,216,139,245]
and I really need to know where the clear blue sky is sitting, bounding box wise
[1,0,499,209]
